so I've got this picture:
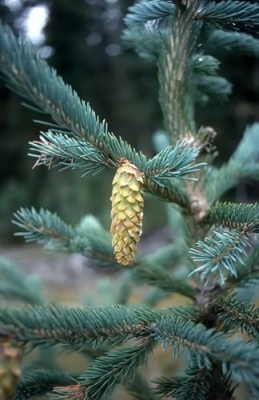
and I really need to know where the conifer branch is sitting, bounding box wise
[167,305,202,322]
[195,75,232,101]
[195,1,259,35]
[133,258,197,299]
[0,23,148,172]
[204,165,237,204]
[226,244,259,289]
[13,207,75,245]
[0,25,106,140]
[204,164,237,204]
[0,258,43,305]
[214,295,259,336]
[30,132,204,196]
[144,177,191,209]
[0,304,158,350]
[205,123,259,203]
[85,237,116,267]
[205,29,259,57]
[135,260,196,298]
[12,208,196,296]
[158,1,201,142]
[1,2,259,398]
[0,284,38,306]
[204,202,259,233]
[205,162,259,204]
[140,288,168,308]
[154,366,211,400]
[114,271,133,305]
[167,203,192,253]
[79,340,154,400]
[30,135,200,211]
[126,373,158,400]
[144,142,205,182]
[13,207,94,258]
[52,339,154,400]
[12,207,116,265]
[0,304,201,351]
[153,316,219,364]
[154,363,236,400]
[0,22,205,207]
[146,243,182,269]
[191,54,220,75]
[29,132,114,176]
[231,123,259,164]
[191,53,230,105]
[122,26,168,60]
[190,228,253,285]
[153,316,259,397]
[124,0,175,26]
[13,370,74,400]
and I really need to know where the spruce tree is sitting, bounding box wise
[0,1,259,399]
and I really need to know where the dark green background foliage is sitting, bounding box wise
[0,0,258,242]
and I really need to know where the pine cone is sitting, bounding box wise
[0,342,21,400]
[110,158,144,265]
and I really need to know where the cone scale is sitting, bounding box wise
[110,158,144,265]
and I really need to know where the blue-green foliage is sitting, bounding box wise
[145,141,205,183]
[0,258,43,305]
[196,1,259,34]
[13,370,74,400]
[205,29,259,57]
[231,123,259,165]
[124,0,176,26]
[154,364,235,400]
[151,315,259,396]
[205,202,259,232]
[124,0,259,108]
[190,229,253,285]
[0,1,259,399]
[215,295,259,336]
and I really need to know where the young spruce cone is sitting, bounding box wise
[110,158,144,265]
[0,342,21,400]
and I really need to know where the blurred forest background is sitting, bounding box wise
[0,0,259,244]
